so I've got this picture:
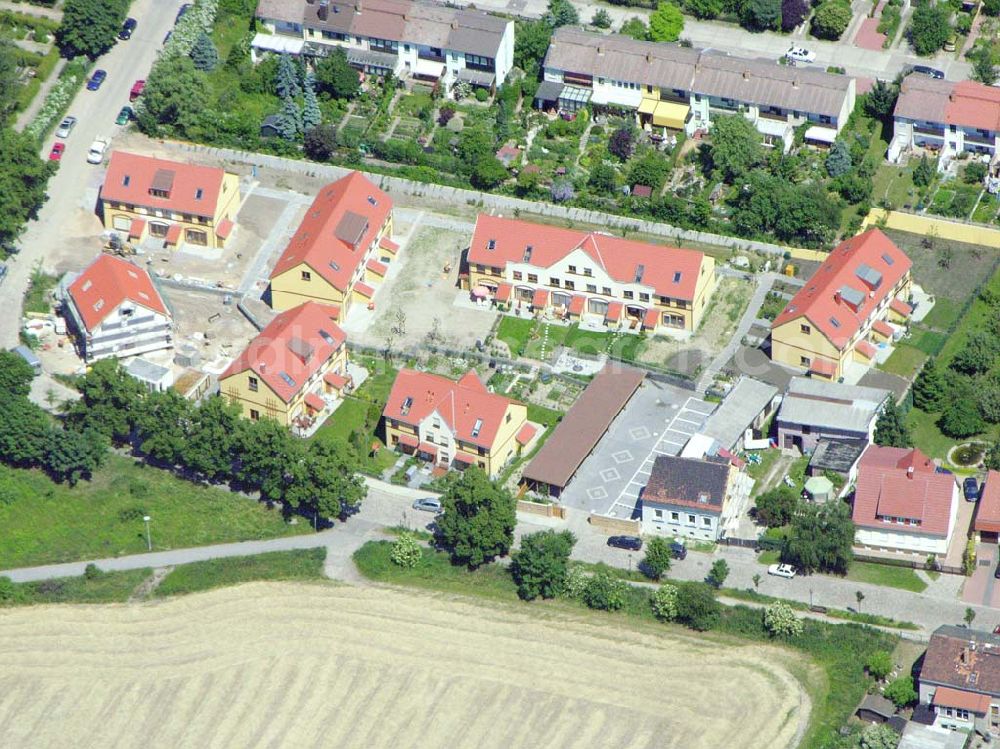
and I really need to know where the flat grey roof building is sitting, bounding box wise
[778,377,890,434]
[699,377,777,451]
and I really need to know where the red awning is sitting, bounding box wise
[495,283,512,302]
[324,371,349,389]
[643,307,659,329]
[165,223,182,244]
[890,298,913,317]
[856,340,877,359]
[605,301,623,321]
[532,288,549,308]
[516,423,537,445]
[568,295,586,315]
[809,357,837,377]
[128,218,146,239]
[379,236,399,253]
[397,432,418,448]
[354,281,374,298]
[304,392,325,411]
[215,218,234,239]
[417,441,438,457]
[454,451,478,465]
[366,258,387,275]
[872,319,893,337]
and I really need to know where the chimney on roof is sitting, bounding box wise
[354,0,362,13]
[792,78,799,89]
[907,466,914,479]
[597,44,604,56]
[451,19,458,28]
[259,362,267,373]
[646,52,652,64]
[318,0,329,20]
[743,70,750,80]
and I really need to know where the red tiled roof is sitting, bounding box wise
[922,626,1000,698]
[946,80,1000,132]
[324,371,349,389]
[454,451,478,465]
[890,298,913,316]
[976,470,1000,533]
[165,223,182,244]
[568,295,585,314]
[67,254,168,331]
[773,230,911,350]
[606,301,623,321]
[128,218,145,239]
[516,423,537,445]
[379,236,399,253]
[102,151,227,218]
[397,432,418,448]
[643,307,659,329]
[270,171,392,292]
[872,319,893,337]
[305,392,325,411]
[532,288,549,307]
[354,281,374,297]
[366,258,387,275]
[933,687,991,714]
[220,301,346,403]
[469,214,707,301]
[809,357,837,377]
[383,368,517,449]
[216,218,234,239]
[852,445,956,536]
[855,340,876,359]
[495,282,512,302]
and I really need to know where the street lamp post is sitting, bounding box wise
[143,515,152,552]
[809,588,813,608]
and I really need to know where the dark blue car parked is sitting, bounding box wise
[86,69,107,91]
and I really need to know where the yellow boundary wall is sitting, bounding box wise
[861,209,1000,248]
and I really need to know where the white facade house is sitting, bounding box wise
[253,0,514,95]
[641,454,736,541]
[889,75,1000,163]
[536,28,855,153]
[60,255,173,363]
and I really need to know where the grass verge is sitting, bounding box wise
[845,560,927,593]
[1,568,152,606]
[154,549,326,597]
[0,455,306,568]
[354,540,899,749]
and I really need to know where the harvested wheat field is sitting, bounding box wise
[0,583,810,749]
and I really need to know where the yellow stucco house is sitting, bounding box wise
[100,151,240,249]
[220,301,350,428]
[465,214,715,333]
[771,229,913,380]
[382,369,537,478]
[269,171,398,317]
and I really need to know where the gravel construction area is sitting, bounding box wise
[0,583,809,749]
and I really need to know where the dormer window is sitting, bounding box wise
[486,239,496,250]
[122,175,131,187]
[367,195,377,206]
[401,396,413,415]
[195,188,204,200]
[472,418,483,438]
[523,245,533,262]
[673,271,682,283]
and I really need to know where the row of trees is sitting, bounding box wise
[32,359,367,520]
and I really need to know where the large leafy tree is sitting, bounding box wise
[235,418,300,500]
[909,4,953,56]
[864,78,900,120]
[873,399,912,448]
[137,55,208,135]
[810,0,852,40]
[641,536,673,580]
[650,2,685,41]
[589,162,618,194]
[780,0,809,31]
[304,123,338,161]
[627,150,672,191]
[285,440,366,520]
[951,331,1000,376]
[620,17,651,40]
[0,127,56,249]
[686,0,723,19]
[940,388,986,438]
[314,47,360,100]
[609,126,637,161]
[57,0,129,58]
[742,0,781,30]
[675,582,721,630]
[134,389,194,466]
[514,19,553,71]
[435,467,516,569]
[511,529,576,600]
[65,359,145,443]
[782,501,854,574]
[0,350,35,397]
[184,396,242,481]
[0,42,20,124]
[709,114,764,182]
[45,427,106,485]
[754,485,799,527]
[547,0,579,27]
[731,170,839,245]
[0,390,51,467]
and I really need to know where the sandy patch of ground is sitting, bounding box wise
[0,583,809,749]
[640,277,753,376]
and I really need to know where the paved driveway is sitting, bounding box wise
[560,380,713,518]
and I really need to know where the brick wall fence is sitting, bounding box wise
[517,500,567,519]
[587,513,641,535]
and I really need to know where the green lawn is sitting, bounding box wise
[920,298,963,331]
[844,561,927,593]
[23,269,57,314]
[907,407,960,460]
[497,316,537,357]
[154,548,326,597]
[880,344,927,378]
[395,92,432,118]
[0,456,306,568]
[1,567,152,606]
[526,402,563,428]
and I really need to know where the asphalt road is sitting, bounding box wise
[0,0,185,350]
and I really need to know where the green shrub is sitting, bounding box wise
[582,571,627,611]
[865,650,893,680]
[83,563,101,580]
[675,581,721,630]
[390,532,422,568]
[651,583,679,621]
[883,675,917,708]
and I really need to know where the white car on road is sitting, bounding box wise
[768,563,797,579]
[87,137,109,164]
[785,47,816,64]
